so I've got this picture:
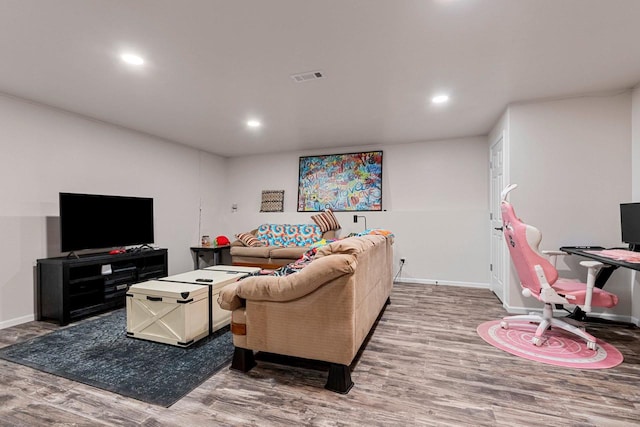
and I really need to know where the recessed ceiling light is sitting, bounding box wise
[431,94,449,104]
[121,53,144,66]
[247,120,261,128]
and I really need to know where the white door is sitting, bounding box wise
[490,133,506,302]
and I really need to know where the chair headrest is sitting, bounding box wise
[501,184,518,202]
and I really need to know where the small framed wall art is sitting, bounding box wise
[260,190,285,212]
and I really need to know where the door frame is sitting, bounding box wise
[489,129,510,305]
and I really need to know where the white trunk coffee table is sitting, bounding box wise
[126,280,209,347]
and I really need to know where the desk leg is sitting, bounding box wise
[594,265,618,289]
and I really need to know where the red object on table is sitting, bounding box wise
[215,235,230,246]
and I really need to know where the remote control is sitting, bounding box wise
[195,278,213,282]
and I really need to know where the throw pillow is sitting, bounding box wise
[236,232,263,247]
[311,209,341,232]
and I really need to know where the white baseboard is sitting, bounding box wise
[394,277,490,289]
[0,313,35,330]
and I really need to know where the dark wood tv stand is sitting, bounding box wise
[37,248,168,325]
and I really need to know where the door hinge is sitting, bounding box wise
[490,212,493,220]
[490,263,493,271]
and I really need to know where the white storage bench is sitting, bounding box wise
[126,280,209,347]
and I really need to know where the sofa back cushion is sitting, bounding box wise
[231,253,357,302]
[255,224,322,246]
[316,234,385,257]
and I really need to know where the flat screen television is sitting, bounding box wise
[60,192,154,252]
[620,202,640,251]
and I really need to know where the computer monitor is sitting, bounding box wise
[620,202,640,251]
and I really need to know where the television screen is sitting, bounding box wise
[60,192,154,252]
[620,202,640,248]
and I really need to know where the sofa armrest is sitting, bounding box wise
[322,229,338,240]
[218,253,356,305]
[218,282,243,310]
[231,228,259,247]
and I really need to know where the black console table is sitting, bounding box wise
[37,248,168,325]
[190,245,231,269]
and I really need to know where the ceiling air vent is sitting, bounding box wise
[290,70,325,83]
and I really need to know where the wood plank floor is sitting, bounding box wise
[1,283,639,426]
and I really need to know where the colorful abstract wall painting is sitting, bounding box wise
[297,151,383,212]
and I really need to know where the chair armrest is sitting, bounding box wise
[542,250,567,268]
[542,250,567,256]
[580,260,603,269]
[579,260,603,313]
[535,265,570,304]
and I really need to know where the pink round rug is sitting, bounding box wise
[477,320,623,369]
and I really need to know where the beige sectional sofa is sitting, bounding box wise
[218,234,394,393]
[230,227,337,268]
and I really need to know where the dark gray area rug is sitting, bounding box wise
[0,309,233,407]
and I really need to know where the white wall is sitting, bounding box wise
[226,137,490,286]
[0,94,227,328]
[506,92,632,318]
[4,88,635,327]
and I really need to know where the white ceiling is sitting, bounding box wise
[1,0,640,157]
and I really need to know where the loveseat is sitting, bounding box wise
[218,233,394,393]
[231,223,337,268]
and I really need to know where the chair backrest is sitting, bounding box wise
[500,185,558,294]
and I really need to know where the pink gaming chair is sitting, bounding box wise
[499,184,618,350]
